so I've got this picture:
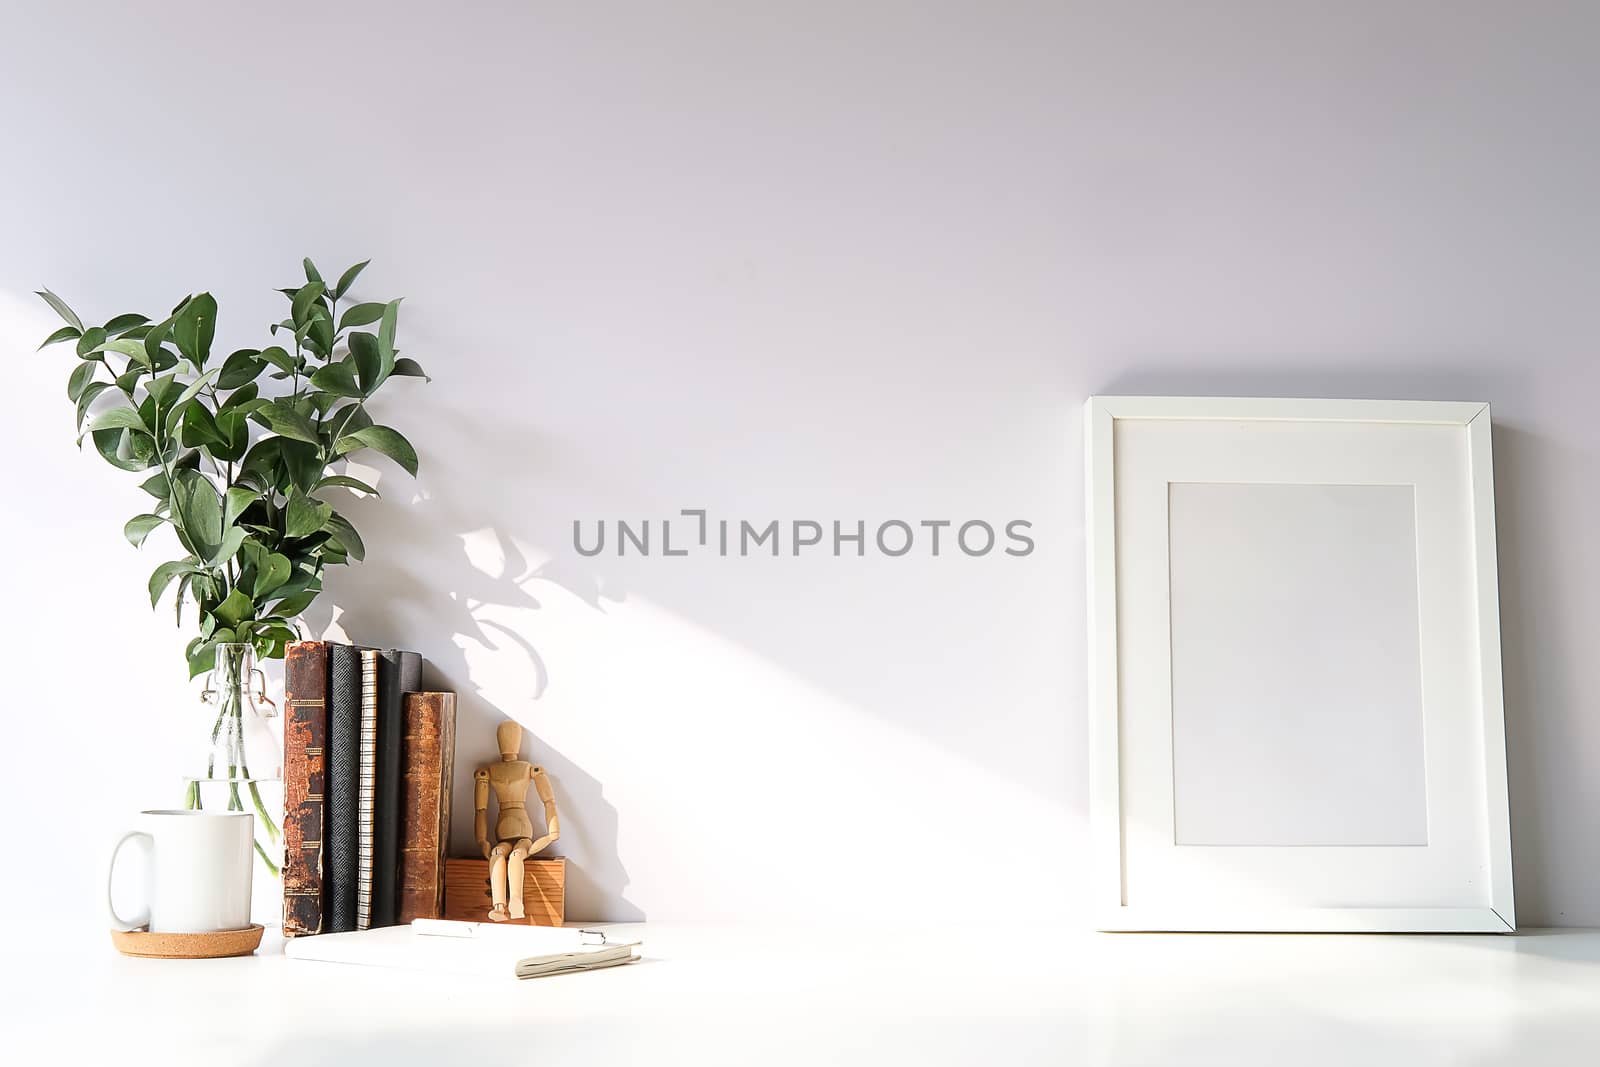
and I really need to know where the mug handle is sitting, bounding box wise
[107,830,154,931]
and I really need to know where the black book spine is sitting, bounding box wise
[374,649,423,927]
[326,644,364,933]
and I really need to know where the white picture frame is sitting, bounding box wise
[1085,397,1515,933]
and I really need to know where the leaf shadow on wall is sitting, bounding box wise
[299,405,642,923]
[1102,364,1569,924]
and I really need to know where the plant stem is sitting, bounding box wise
[206,698,228,779]
[201,649,283,877]
[234,715,280,844]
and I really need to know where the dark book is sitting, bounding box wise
[398,692,456,924]
[374,649,423,927]
[357,650,379,929]
[281,641,328,937]
[325,643,366,933]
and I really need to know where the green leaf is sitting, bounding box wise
[172,293,218,368]
[314,474,380,497]
[90,428,147,471]
[188,639,220,679]
[253,622,297,659]
[239,437,281,481]
[179,400,224,449]
[143,317,172,367]
[146,381,180,439]
[219,382,259,411]
[216,349,265,390]
[94,337,153,367]
[259,345,296,374]
[127,429,156,464]
[36,288,83,331]
[90,406,149,433]
[347,331,381,394]
[211,524,247,567]
[324,512,366,561]
[38,325,81,350]
[303,258,324,286]
[139,470,169,500]
[270,590,318,617]
[144,373,180,408]
[211,408,250,462]
[306,304,334,357]
[75,381,111,431]
[212,589,254,629]
[333,259,370,298]
[337,302,385,330]
[67,361,96,402]
[377,300,400,379]
[326,402,372,439]
[335,424,417,476]
[291,281,325,326]
[280,439,323,492]
[75,327,108,360]
[224,487,260,528]
[175,573,193,627]
[237,537,267,574]
[284,491,333,539]
[309,359,363,398]
[254,399,320,444]
[123,513,165,548]
[172,469,224,558]
[389,357,428,380]
[149,559,196,608]
[172,368,220,412]
[103,313,150,336]
[253,553,292,598]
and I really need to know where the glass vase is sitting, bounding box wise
[183,643,284,878]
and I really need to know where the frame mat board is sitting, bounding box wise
[1084,397,1514,933]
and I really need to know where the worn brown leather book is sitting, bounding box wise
[282,641,329,937]
[398,692,457,924]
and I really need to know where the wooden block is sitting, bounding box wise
[443,857,565,926]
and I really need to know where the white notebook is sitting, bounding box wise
[284,920,641,979]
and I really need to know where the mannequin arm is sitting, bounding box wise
[474,768,491,859]
[524,765,561,856]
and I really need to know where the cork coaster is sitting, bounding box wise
[110,923,264,959]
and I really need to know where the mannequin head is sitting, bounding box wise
[496,720,522,761]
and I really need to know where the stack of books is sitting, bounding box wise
[281,640,457,937]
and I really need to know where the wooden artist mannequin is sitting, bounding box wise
[474,721,560,922]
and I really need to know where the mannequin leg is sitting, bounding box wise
[508,838,533,920]
[488,842,512,921]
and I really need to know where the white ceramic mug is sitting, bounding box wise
[106,810,254,933]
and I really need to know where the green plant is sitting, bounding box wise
[33,258,427,866]
[35,257,425,672]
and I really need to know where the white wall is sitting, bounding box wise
[2,1,1598,928]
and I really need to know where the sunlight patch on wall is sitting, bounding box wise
[445,542,1081,922]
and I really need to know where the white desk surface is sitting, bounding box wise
[5,923,1598,1065]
